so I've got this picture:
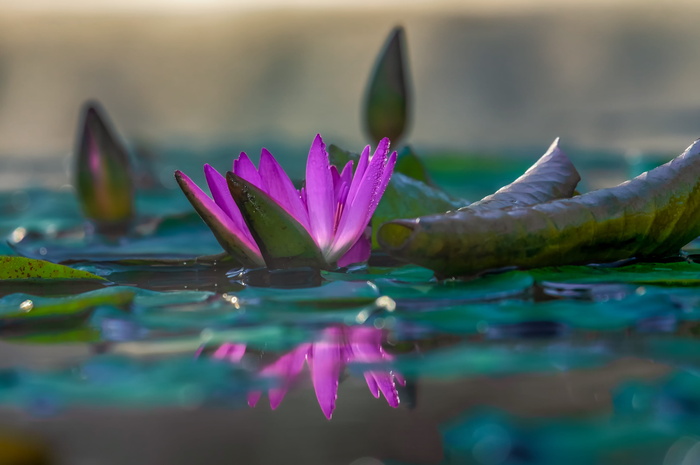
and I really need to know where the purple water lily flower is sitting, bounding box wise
[175,134,396,269]
[212,326,405,419]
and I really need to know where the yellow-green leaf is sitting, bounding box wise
[0,256,107,281]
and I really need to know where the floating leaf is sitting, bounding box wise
[227,172,326,269]
[74,101,134,236]
[364,26,410,144]
[530,262,700,287]
[379,139,700,278]
[463,138,580,212]
[0,256,106,281]
[376,270,534,308]
[372,173,463,247]
[242,281,381,308]
[0,287,134,329]
[375,139,578,252]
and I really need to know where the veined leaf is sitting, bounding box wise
[464,138,580,212]
[378,139,700,278]
[0,256,106,281]
[226,172,326,269]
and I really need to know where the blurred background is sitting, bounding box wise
[1,0,700,189]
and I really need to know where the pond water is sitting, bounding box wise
[1,150,700,465]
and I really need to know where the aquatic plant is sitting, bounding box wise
[74,102,134,236]
[379,138,700,278]
[176,134,396,270]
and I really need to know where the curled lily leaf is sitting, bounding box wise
[176,134,397,270]
[373,138,577,248]
[74,101,134,236]
[364,26,410,145]
[464,138,580,212]
[379,139,700,278]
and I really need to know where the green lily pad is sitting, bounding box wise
[321,264,434,283]
[530,262,700,286]
[241,281,381,308]
[0,287,135,329]
[0,256,106,281]
[376,271,534,307]
[379,139,700,278]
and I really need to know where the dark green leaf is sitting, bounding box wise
[372,173,464,247]
[378,139,700,277]
[226,172,326,269]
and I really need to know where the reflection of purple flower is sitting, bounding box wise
[213,327,404,419]
[175,135,396,269]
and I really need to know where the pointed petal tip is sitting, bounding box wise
[547,137,561,153]
[321,405,334,420]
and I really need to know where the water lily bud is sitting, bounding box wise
[74,101,134,236]
[363,26,411,145]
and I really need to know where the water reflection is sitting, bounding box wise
[211,325,405,419]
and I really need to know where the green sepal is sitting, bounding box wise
[174,171,264,268]
[226,172,327,270]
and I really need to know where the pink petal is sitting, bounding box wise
[204,164,254,241]
[212,343,247,363]
[333,183,349,232]
[305,134,335,251]
[345,146,371,207]
[233,152,266,192]
[347,327,400,407]
[364,372,380,398]
[366,150,397,223]
[174,170,263,259]
[309,327,343,419]
[330,165,341,192]
[367,372,400,407]
[247,391,262,407]
[258,148,311,231]
[336,232,371,267]
[328,144,389,260]
[339,160,354,187]
[265,344,311,409]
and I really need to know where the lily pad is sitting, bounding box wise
[379,139,700,277]
[530,262,700,287]
[0,256,106,281]
[0,287,135,329]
